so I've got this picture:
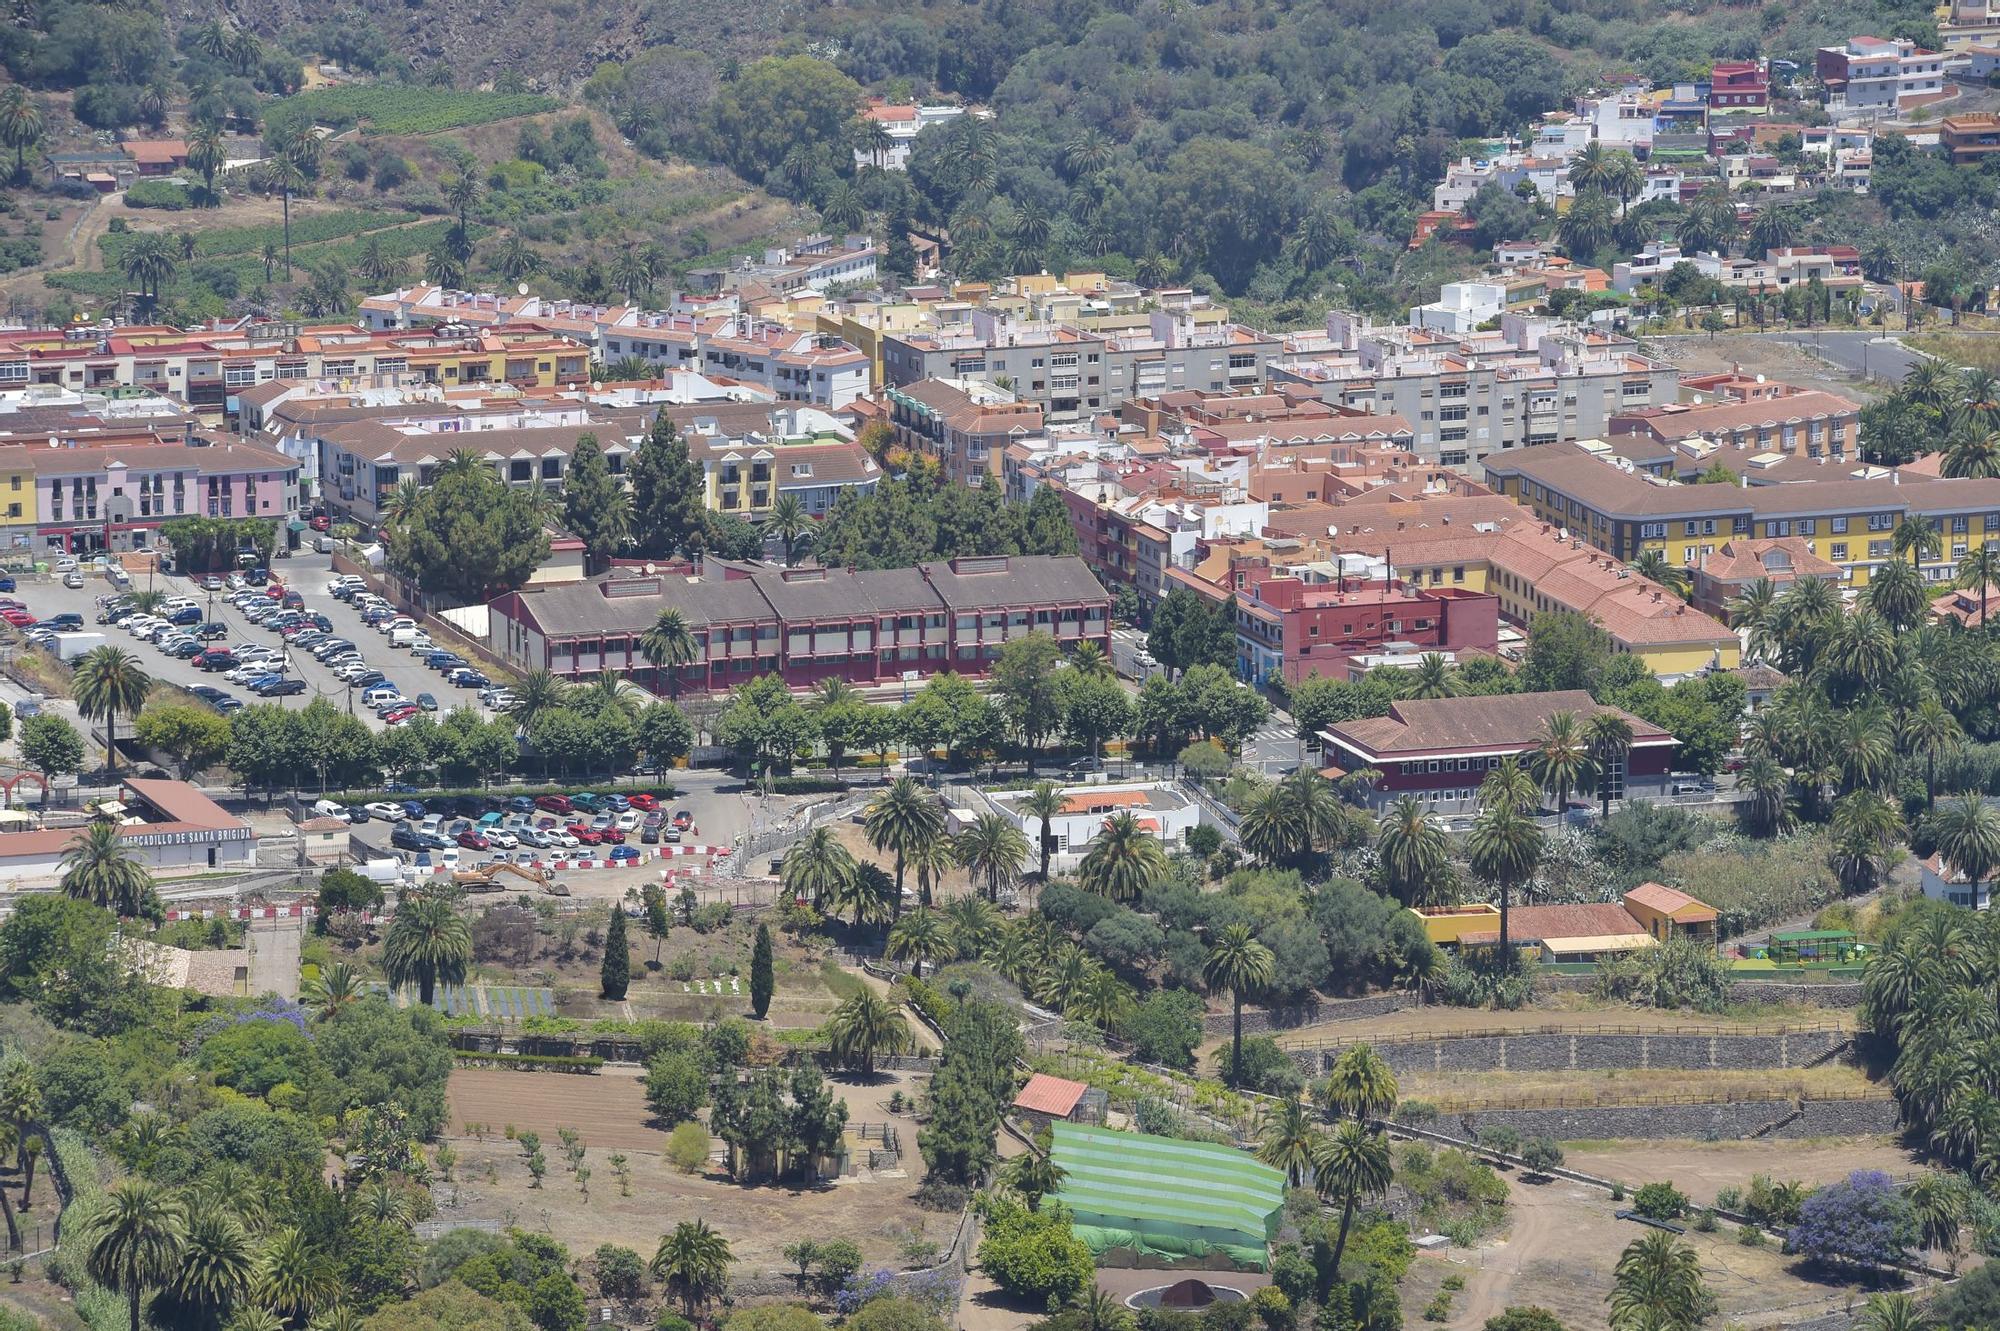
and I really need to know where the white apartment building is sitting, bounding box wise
[1817,36,1947,112]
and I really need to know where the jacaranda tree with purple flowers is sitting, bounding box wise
[1787,1170,1916,1273]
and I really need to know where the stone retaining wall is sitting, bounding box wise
[1291,1029,1850,1077]
[1447,1095,1898,1142]
[1201,992,1412,1039]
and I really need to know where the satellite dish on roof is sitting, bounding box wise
[517,283,529,296]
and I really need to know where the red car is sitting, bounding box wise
[566,822,602,846]
[309,516,331,532]
[628,793,659,813]
[1,609,32,627]
[597,826,626,844]
[381,705,419,724]
[535,794,572,815]
[671,810,694,831]
[457,830,490,850]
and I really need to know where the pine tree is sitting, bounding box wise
[628,412,708,559]
[561,433,625,572]
[601,905,631,1000]
[1023,486,1080,556]
[885,203,917,282]
[750,923,774,1020]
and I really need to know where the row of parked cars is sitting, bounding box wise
[93,594,303,709]
[319,576,497,720]
[314,789,690,859]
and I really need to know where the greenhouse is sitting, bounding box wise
[1047,1123,1286,1270]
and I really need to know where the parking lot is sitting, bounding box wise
[14,553,508,731]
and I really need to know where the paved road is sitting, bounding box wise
[1760,330,1925,384]
[245,918,303,998]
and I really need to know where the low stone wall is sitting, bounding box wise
[1448,1096,1898,1142]
[1291,1028,1851,1077]
[1201,992,1412,1039]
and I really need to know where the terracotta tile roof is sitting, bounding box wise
[1324,690,1670,758]
[1466,903,1643,942]
[1013,1073,1088,1117]
[1696,538,1839,584]
[1058,789,1150,815]
[1625,882,1717,921]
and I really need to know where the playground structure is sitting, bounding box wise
[451,861,571,896]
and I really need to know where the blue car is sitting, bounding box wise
[602,794,630,813]
[168,606,202,625]
[607,845,639,863]
[400,800,426,820]
[508,796,536,814]
[0,576,15,592]
[243,673,283,690]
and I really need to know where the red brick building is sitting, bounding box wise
[1221,570,1500,686]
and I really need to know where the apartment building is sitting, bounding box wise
[686,234,881,296]
[486,554,1110,692]
[1481,438,2000,586]
[21,439,300,554]
[1606,388,1861,457]
[853,100,981,171]
[1817,37,1947,112]
[1265,312,1680,469]
[882,310,1280,422]
[1708,60,1771,112]
[688,426,881,520]
[1941,112,2000,162]
[887,378,1046,485]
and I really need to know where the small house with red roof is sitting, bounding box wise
[985,781,1199,868]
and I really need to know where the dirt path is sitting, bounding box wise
[0,191,116,302]
[1440,1174,1566,1329]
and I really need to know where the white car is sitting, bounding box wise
[616,810,641,832]
[378,617,415,636]
[123,616,160,636]
[547,828,579,849]
[363,802,405,821]
[487,829,519,849]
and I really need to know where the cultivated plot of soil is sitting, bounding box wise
[1396,1063,1880,1111]
[1402,1173,1932,1331]
[434,1069,947,1276]
[1559,1137,1931,1206]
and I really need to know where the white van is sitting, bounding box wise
[162,596,197,613]
[388,626,423,648]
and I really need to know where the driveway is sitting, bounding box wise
[245,917,303,998]
[1759,330,1924,384]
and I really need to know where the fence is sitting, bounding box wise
[1275,1019,1853,1054]
[1420,1087,1892,1113]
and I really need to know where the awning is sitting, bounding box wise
[1540,933,1656,957]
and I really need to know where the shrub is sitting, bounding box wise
[1691,1209,1718,1233]
[1476,1125,1521,1158]
[1632,1182,1689,1221]
[1715,1186,1743,1212]
[593,1244,646,1300]
[1609,1182,1625,1202]
[1423,1294,1451,1322]
[665,1122,710,1175]
[1517,1137,1563,1175]
[1786,1170,1915,1270]
[1736,1224,1766,1247]
[975,1196,1093,1306]
[125,179,192,210]
[1743,1174,1806,1227]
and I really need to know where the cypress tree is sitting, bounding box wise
[750,922,774,1020]
[601,904,631,1000]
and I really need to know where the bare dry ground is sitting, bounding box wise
[1559,1137,1930,1205]
[435,1068,951,1276]
[1643,332,1887,400]
[1397,1064,1880,1111]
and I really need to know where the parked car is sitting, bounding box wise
[535,794,572,815]
[570,792,602,813]
[164,639,204,658]
[256,678,307,696]
[628,793,659,812]
[607,845,640,864]
[195,622,228,640]
[457,830,490,851]
[195,650,237,671]
[391,825,429,851]
[566,823,602,846]
[364,801,405,821]
[382,705,420,724]
[416,692,440,712]
[671,810,694,831]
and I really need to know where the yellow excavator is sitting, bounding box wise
[451,862,571,895]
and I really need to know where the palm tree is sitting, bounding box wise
[1856,1293,1931,1331]
[574,671,640,720]
[999,1142,1067,1211]
[1468,799,1542,956]
[1205,923,1275,1087]
[1238,784,1307,867]
[1895,514,1942,569]
[886,907,951,979]
[506,668,570,730]
[1727,576,1781,662]
[1830,790,1903,892]
[60,821,151,916]
[1068,641,1113,680]
[1529,711,1595,815]
[1903,696,1963,812]
[1322,1044,1399,1122]
[423,246,466,290]
[1630,548,1692,600]
[1944,428,2000,481]
[173,1207,254,1318]
[942,894,1002,959]
[495,233,540,285]
[304,962,362,1022]
[1407,652,1454,699]
[1747,206,1798,258]
[1583,712,1634,819]
[0,86,43,184]
[864,776,946,918]
[1934,794,2000,916]
[652,1220,733,1323]
[1479,755,1541,814]
[73,644,151,774]
[820,183,864,233]
[1608,1231,1708,1331]
[382,890,470,1007]
[120,234,177,318]
[1312,1121,1392,1274]
[1256,1097,1322,1187]
[779,826,855,914]
[1739,754,1794,834]
[767,495,811,566]
[824,990,911,1075]
[640,609,700,700]
[1375,796,1450,905]
[1077,810,1169,901]
[1956,544,2000,626]
[1021,780,1063,881]
[257,1226,332,1325]
[1557,190,1615,259]
[1567,141,1614,194]
[81,1178,185,1331]
[1864,557,1929,634]
[955,812,1029,902]
[259,154,309,277]
[1068,968,1135,1032]
[834,865,894,930]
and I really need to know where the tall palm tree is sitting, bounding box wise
[1864,557,1929,634]
[60,820,151,917]
[1468,799,1542,956]
[1727,576,1781,662]
[825,990,911,1075]
[640,609,700,700]
[955,812,1029,903]
[1934,794,2000,915]
[1529,711,1595,815]
[907,833,957,908]
[257,1226,333,1325]
[382,890,470,1007]
[1608,1232,1708,1331]
[1894,514,1942,569]
[1830,790,1903,892]
[1479,755,1541,814]
[1903,696,1964,812]
[886,906,951,980]
[1322,1044,1399,1123]
[0,86,44,184]
[72,645,151,773]
[863,776,946,918]
[1956,544,2000,626]
[1581,711,1635,820]
[1077,810,1169,901]
[1944,429,2000,481]
[1567,141,1614,194]
[80,1178,186,1331]
[1020,780,1063,881]
[1375,796,1450,905]
[259,155,309,277]
[1739,754,1794,834]
[1256,1097,1322,1188]
[766,495,811,567]
[834,865,894,930]
[779,826,856,914]
[1238,784,1308,867]
[1204,923,1275,1088]
[1407,653,1454,699]
[651,1220,733,1323]
[1630,548,1692,600]
[1312,1122,1392,1275]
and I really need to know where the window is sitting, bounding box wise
[1683,520,1699,537]
[1869,540,1891,559]
[1868,512,1895,531]
[1832,517,1848,534]
[1830,542,1848,561]
[1955,515,1971,533]
[1797,519,1813,535]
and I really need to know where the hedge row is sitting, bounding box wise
[452,1051,605,1073]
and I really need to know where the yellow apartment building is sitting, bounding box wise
[1482,440,2000,588]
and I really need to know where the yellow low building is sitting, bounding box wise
[1623,882,1719,942]
[1410,904,1502,947]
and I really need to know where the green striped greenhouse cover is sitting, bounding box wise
[1048,1122,1284,1249]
